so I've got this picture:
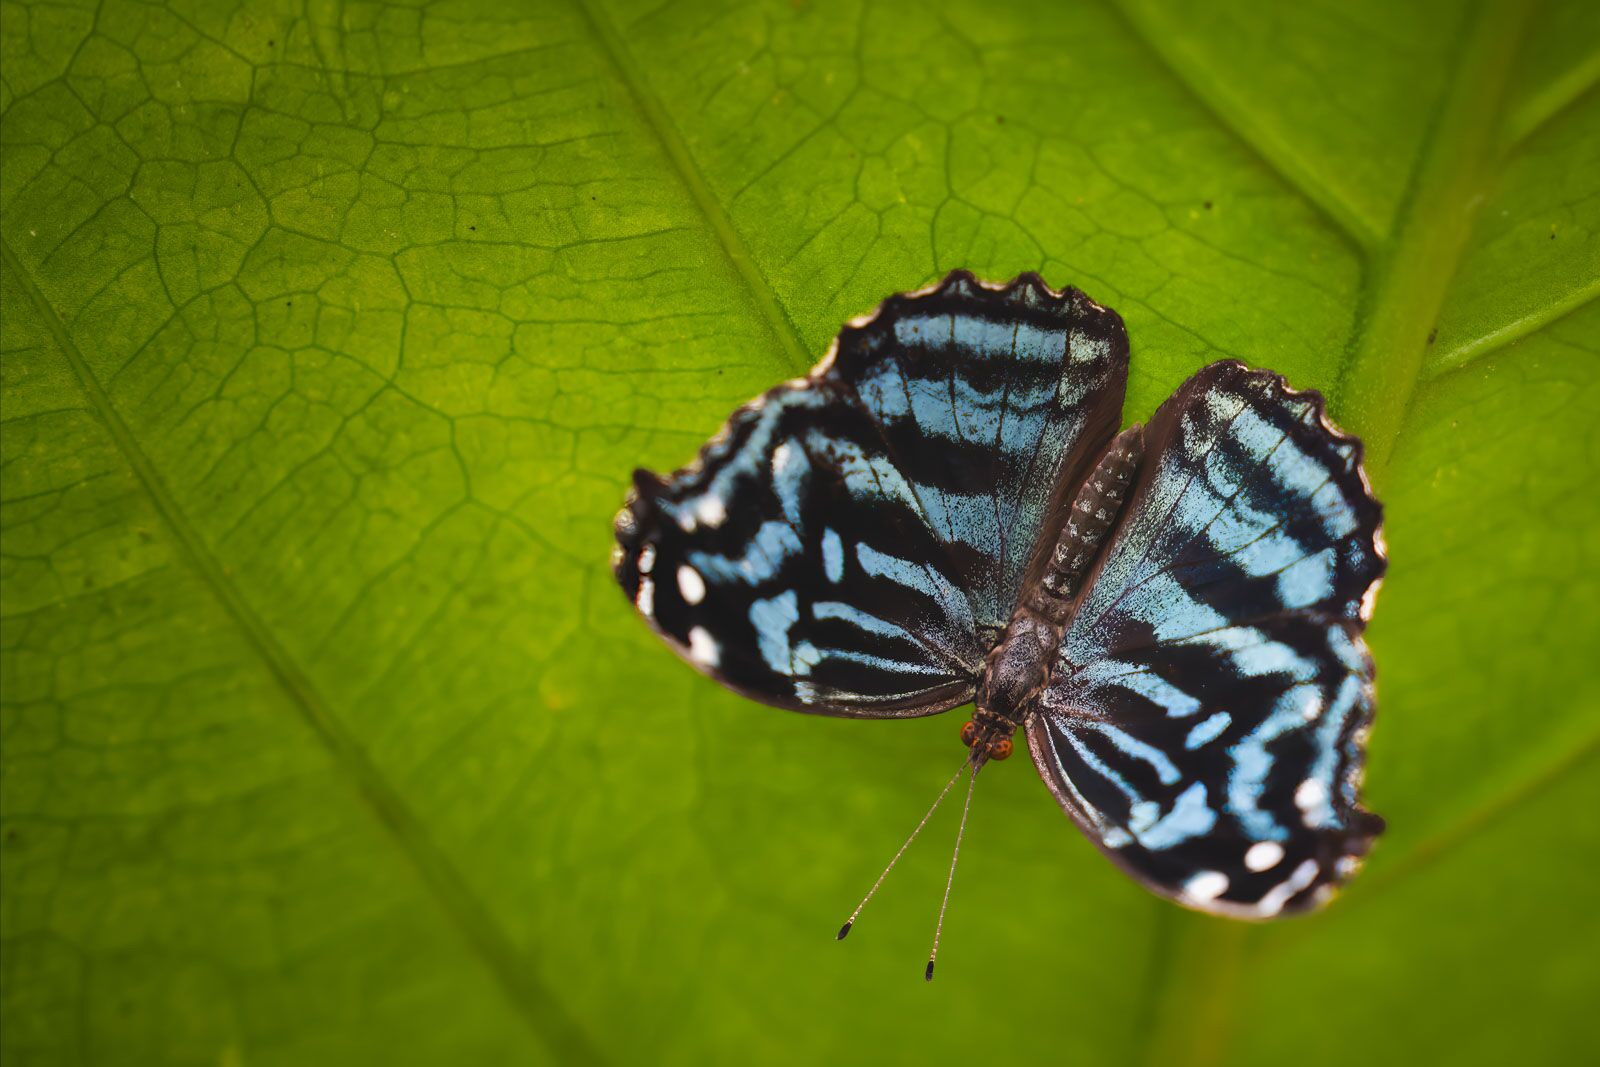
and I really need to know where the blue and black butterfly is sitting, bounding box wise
[613,271,1384,941]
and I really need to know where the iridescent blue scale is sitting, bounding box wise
[613,272,1385,918]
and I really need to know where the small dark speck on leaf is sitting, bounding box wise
[285,300,292,307]
[469,225,476,231]
[1204,200,1213,210]
[268,39,275,47]
[1427,327,1438,344]
[996,115,1005,124]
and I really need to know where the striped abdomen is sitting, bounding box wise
[973,427,1145,739]
[1027,426,1144,622]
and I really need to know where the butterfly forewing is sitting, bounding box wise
[614,271,1129,717]
[830,271,1127,636]
[1032,362,1385,917]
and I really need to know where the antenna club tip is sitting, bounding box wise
[836,921,853,941]
[924,960,936,982]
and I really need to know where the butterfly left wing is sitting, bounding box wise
[1030,361,1386,917]
[616,271,1129,718]
[614,381,986,717]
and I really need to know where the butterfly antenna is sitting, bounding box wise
[836,758,970,942]
[926,762,979,982]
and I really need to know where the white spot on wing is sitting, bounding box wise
[677,565,706,605]
[1254,858,1320,916]
[1245,841,1285,872]
[1296,778,1329,814]
[1102,827,1132,849]
[637,543,656,575]
[1184,871,1229,903]
[687,626,720,667]
[693,495,727,529]
[636,576,654,616]
[1360,573,1384,621]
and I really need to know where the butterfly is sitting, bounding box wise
[612,271,1384,972]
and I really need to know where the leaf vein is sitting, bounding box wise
[572,0,814,374]
[1108,0,1385,252]
[0,238,607,1067]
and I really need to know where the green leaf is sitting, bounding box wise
[2,1,1595,1064]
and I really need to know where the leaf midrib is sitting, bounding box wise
[1115,0,1598,446]
[0,238,607,1067]
[1125,2,1543,1065]
[1112,0,1387,252]
[1336,0,1535,472]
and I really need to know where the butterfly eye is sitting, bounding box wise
[960,721,978,747]
[989,738,1013,761]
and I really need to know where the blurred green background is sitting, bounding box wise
[2,0,1597,1064]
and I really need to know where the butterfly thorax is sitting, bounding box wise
[965,426,1145,768]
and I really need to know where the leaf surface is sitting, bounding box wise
[2,1,1596,1064]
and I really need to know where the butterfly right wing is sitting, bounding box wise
[614,381,985,717]
[1030,362,1386,917]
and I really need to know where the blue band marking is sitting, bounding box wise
[821,528,844,583]
[855,543,975,634]
[1134,782,1217,850]
[1064,729,1143,807]
[891,312,1067,363]
[1276,547,1337,610]
[689,520,801,584]
[1078,721,1182,785]
[750,590,800,673]
[770,439,809,528]
[1185,711,1232,750]
[1228,685,1320,840]
[1303,673,1365,829]
[814,600,916,645]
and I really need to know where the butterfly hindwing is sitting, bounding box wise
[614,271,1130,717]
[1031,362,1385,916]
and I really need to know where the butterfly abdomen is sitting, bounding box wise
[971,426,1147,760]
[1028,425,1145,621]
